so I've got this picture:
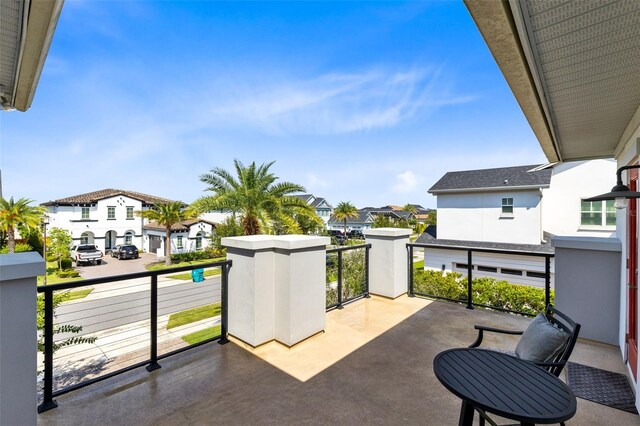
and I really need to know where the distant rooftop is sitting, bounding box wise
[429,164,552,194]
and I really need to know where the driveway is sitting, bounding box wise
[75,252,161,279]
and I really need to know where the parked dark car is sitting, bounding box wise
[111,245,139,260]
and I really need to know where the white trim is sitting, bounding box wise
[429,184,550,195]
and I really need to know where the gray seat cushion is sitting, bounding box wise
[515,313,570,363]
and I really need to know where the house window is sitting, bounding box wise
[108,206,116,220]
[80,232,90,244]
[501,198,514,214]
[581,200,615,227]
[124,231,133,245]
[176,236,183,249]
[126,206,134,219]
[501,268,522,276]
[526,271,547,279]
[81,207,90,220]
[196,233,203,250]
[477,266,497,273]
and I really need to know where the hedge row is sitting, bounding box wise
[170,247,226,263]
[413,269,552,315]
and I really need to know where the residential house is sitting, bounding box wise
[327,206,416,233]
[293,194,333,226]
[41,189,215,255]
[419,160,616,287]
[142,219,216,255]
[464,0,640,405]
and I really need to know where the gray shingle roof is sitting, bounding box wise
[414,233,553,254]
[428,164,552,194]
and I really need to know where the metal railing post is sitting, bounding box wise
[219,263,230,344]
[364,246,371,298]
[146,274,161,372]
[545,255,551,308]
[37,289,58,413]
[337,251,344,308]
[408,244,415,297]
[466,250,474,310]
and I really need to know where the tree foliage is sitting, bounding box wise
[211,215,244,249]
[49,227,73,270]
[194,160,317,235]
[37,291,97,355]
[0,197,45,253]
[136,201,195,265]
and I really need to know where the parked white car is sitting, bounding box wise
[70,244,103,265]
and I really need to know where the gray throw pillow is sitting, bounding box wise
[515,313,570,363]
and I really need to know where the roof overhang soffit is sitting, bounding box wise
[463,0,560,162]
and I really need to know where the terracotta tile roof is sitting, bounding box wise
[42,189,179,206]
[142,219,217,232]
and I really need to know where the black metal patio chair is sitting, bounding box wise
[469,305,581,378]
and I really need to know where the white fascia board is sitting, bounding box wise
[428,184,550,195]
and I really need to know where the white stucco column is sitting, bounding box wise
[0,252,45,425]
[222,235,330,347]
[363,228,412,298]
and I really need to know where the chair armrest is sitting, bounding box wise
[469,325,524,348]
[474,325,524,335]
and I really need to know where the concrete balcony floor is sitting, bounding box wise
[39,297,639,425]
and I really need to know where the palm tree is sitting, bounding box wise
[0,197,45,253]
[333,201,359,237]
[194,160,316,235]
[402,203,417,214]
[136,201,194,265]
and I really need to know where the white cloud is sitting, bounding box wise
[392,170,418,193]
[204,67,475,136]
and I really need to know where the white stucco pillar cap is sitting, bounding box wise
[363,228,412,238]
[0,252,46,281]
[222,234,330,251]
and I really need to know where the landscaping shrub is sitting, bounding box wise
[56,269,80,278]
[60,257,73,270]
[412,269,551,315]
[0,243,34,254]
[46,253,58,262]
[325,248,366,307]
[170,249,225,263]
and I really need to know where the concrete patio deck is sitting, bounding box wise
[38,297,639,425]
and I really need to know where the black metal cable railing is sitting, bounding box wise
[407,243,554,316]
[37,260,231,413]
[326,244,371,310]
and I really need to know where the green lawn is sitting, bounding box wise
[67,288,94,301]
[37,261,83,285]
[181,325,222,345]
[166,268,222,280]
[146,257,226,271]
[167,302,222,329]
[413,259,424,269]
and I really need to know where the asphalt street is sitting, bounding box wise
[55,276,221,339]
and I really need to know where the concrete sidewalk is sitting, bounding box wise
[38,308,221,393]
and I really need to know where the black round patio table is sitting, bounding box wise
[433,348,577,426]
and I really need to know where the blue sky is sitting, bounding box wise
[1,1,547,208]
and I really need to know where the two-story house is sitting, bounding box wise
[41,189,215,255]
[418,159,616,287]
[294,194,333,226]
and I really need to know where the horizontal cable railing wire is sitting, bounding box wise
[37,259,231,414]
[326,244,371,311]
[407,242,554,317]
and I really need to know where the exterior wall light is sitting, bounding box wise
[585,165,640,210]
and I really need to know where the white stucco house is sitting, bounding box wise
[41,189,216,255]
[419,160,616,287]
[327,207,416,234]
[142,219,216,255]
